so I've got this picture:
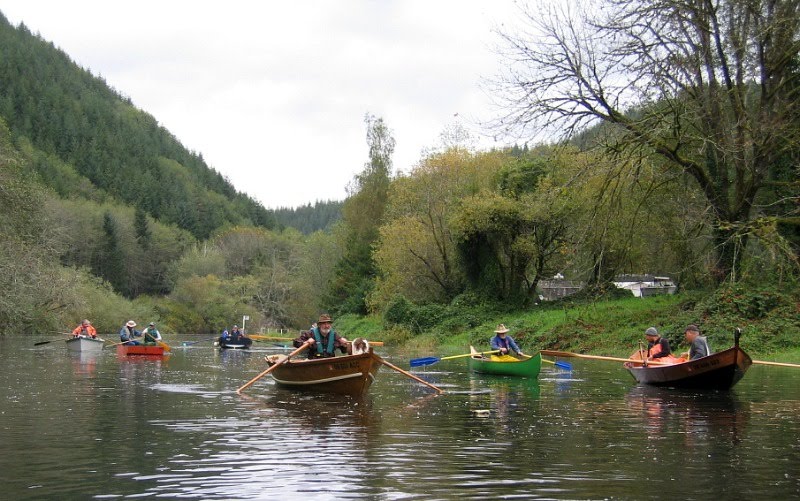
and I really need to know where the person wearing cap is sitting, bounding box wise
[490,324,524,356]
[119,320,142,345]
[643,327,672,361]
[682,324,711,360]
[71,319,98,338]
[141,322,162,346]
[293,314,350,359]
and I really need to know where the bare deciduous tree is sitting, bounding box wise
[491,0,800,282]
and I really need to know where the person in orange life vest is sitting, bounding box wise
[644,327,671,361]
[293,314,350,359]
[72,319,98,338]
[490,324,524,356]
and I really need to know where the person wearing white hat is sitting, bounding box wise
[490,324,524,356]
[119,320,142,345]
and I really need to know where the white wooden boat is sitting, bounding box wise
[65,336,105,353]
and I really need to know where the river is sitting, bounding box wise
[1,335,798,499]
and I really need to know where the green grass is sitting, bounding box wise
[336,287,800,363]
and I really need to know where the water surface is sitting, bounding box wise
[1,336,798,499]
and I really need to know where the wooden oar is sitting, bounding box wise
[539,350,672,366]
[521,353,572,370]
[379,358,444,393]
[250,335,384,346]
[156,340,171,352]
[752,359,800,368]
[33,333,72,346]
[409,350,501,367]
[236,341,312,394]
[180,335,219,346]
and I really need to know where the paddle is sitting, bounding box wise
[409,350,501,367]
[520,353,572,370]
[540,350,672,366]
[33,333,72,346]
[236,340,312,394]
[180,335,219,346]
[379,358,445,393]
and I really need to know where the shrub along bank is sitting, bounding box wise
[335,284,800,362]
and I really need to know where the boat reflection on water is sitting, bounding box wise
[70,351,99,377]
[239,386,380,431]
[625,385,749,445]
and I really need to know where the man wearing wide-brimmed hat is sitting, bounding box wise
[119,320,142,345]
[293,313,350,359]
[490,324,524,356]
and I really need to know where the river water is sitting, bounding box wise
[1,335,798,500]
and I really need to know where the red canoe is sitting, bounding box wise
[116,345,167,357]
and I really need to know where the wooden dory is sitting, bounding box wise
[66,336,105,353]
[626,345,752,390]
[265,349,382,396]
[467,346,542,378]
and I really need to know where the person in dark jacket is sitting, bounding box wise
[490,324,524,356]
[293,314,350,359]
[644,327,671,360]
[119,320,141,345]
[683,324,711,360]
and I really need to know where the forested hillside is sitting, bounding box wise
[273,200,343,234]
[0,14,275,240]
[0,2,797,350]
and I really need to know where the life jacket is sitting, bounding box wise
[648,339,665,357]
[312,327,337,357]
[73,325,97,337]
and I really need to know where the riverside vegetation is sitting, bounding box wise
[335,285,800,362]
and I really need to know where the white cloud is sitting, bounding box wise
[1,0,519,208]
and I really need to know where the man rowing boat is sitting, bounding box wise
[293,314,350,359]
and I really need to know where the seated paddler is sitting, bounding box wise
[293,314,350,359]
[490,324,524,357]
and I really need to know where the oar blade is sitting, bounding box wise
[554,360,572,370]
[409,357,440,367]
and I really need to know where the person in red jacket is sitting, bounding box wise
[72,319,98,338]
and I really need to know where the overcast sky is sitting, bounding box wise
[1,1,521,209]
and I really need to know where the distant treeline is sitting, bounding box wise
[273,200,343,234]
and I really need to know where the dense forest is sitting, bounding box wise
[0,2,798,349]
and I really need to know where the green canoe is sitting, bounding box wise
[467,346,542,378]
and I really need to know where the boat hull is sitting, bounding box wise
[468,348,542,378]
[267,350,382,396]
[116,345,166,357]
[626,346,751,390]
[219,338,253,349]
[65,336,105,353]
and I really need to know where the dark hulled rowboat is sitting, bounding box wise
[265,349,382,396]
[626,346,752,390]
[219,337,253,349]
[626,331,752,390]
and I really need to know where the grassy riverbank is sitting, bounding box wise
[336,285,800,362]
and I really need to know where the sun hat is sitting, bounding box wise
[494,324,510,334]
[125,320,136,327]
[318,314,333,324]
